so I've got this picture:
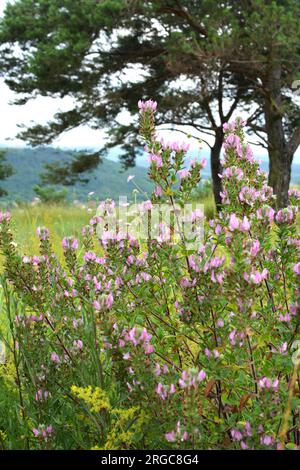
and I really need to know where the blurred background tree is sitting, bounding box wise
[0,150,14,197]
[33,184,68,204]
[0,0,299,207]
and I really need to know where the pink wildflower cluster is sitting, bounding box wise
[35,389,51,402]
[0,103,299,450]
[62,236,78,250]
[138,99,157,113]
[119,327,154,356]
[178,368,206,388]
[165,421,189,443]
[36,226,50,241]
[32,425,54,442]
[258,376,279,391]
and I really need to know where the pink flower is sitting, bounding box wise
[293,262,300,275]
[279,342,287,354]
[260,435,274,446]
[127,327,137,345]
[46,425,53,435]
[154,185,163,197]
[140,328,152,342]
[156,382,167,400]
[265,206,275,222]
[84,251,96,262]
[276,207,297,224]
[191,209,204,222]
[272,378,279,391]
[141,271,151,282]
[148,153,163,168]
[231,429,243,441]
[253,271,262,284]
[168,140,190,153]
[35,389,51,402]
[198,370,206,381]
[248,268,268,284]
[105,293,114,309]
[138,99,157,112]
[32,428,40,437]
[144,344,154,354]
[37,226,49,241]
[215,224,222,235]
[71,238,78,250]
[204,348,211,358]
[244,422,252,437]
[240,216,250,231]
[229,329,236,345]
[93,300,101,310]
[250,240,260,257]
[73,340,83,350]
[279,313,291,322]
[0,211,11,223]
[229,214,239,231]
[259,377,271,389]
[139,200,153,211]
[51,352,60,363]
[62,237,68,249]
[165,431,176,442]
[62,237,78,250]
[178,169,190,180]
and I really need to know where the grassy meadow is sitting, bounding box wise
[0,204,90,272]
[1,183,299,265]
[0,191,216,263]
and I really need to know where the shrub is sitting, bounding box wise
[33,185,68,205]
[0,101,299,450]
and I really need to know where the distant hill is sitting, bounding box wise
[0,146,299,204]
[0,147,153,203]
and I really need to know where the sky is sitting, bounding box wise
[0,0,108,149]
[0,0,299,163]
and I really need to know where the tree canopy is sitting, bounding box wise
[0,0,299,207]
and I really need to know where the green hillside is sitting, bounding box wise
[0,146,299,206]
[0,147,153,203]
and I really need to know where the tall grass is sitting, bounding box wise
[1,196,216,265]
[0,204,90,269]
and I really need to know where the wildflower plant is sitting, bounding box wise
[0,101,299,449]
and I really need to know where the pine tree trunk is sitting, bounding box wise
[210,128,224,210]
[268,146,291,209]
[264,65,292,208]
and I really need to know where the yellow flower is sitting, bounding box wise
[71,385,111,413]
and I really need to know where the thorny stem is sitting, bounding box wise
[246,334,258,396]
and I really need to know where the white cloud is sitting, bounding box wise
[0,78,107,148]
[0,0,107,149]
[0,0,7,16]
